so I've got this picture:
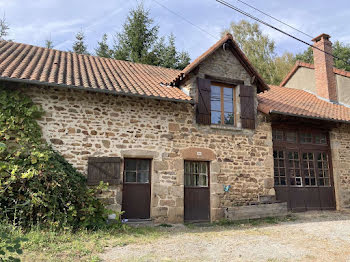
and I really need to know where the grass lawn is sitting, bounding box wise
[2,224,165,262]
[1,215,296,262]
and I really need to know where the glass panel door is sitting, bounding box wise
[302,152,316,186]
[287,151,302,186]
[317,152,331,186]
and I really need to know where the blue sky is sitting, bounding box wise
[1,0,349,61]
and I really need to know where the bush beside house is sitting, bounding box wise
[0,85,108,230]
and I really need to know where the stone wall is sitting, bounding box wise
[330,124,350,209]
[21,83,274,223]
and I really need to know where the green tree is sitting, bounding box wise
[273,52,295,85]
[150,34,191,70]
[72,30,89,55]
[113,3,158,63]
[45,39,54,49]
[0,15,9,40]
[95,33,113,58]
[295,46,313,64]
[223,20,295,85]
[113,3,190,69]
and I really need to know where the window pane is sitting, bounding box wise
[223,87,233,113]
[125,159,137,171]
[198,175,207,186]
[300,132,312,143]
[185,174,191,186]
[315,134,327,144]
[286,131,296,142]
[137,160,149,171]
[211,85,221,111]
[211,111,221,124]
[125,171,136,182]
[185,161,208,188]
[185,162,191,174]
[272,130,283,141]
[224,101,233,113]
[224,112,234,125]
[137,171,149,183]
[211,98,221,111]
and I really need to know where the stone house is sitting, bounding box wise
[1,33,350,223]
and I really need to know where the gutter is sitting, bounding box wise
[270,110,350,124]
[0,76,195,105]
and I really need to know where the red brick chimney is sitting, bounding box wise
[312,33,337,102]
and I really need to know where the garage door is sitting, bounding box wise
[272,127,336,211]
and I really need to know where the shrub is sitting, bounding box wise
[0,85,108,230]
[0,224,26,262]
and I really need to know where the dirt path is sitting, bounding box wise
[100,211,350,262]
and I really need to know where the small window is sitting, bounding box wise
[288,152,302,186]
[303,152,316,186]
[273,150,286,186]
[124,159,150,184]
[210,83,235,126]
[317,152,330,186]
[272,130,283,141]
[286,131,297,142]
[315,133,327,144]
[300,132,312,143]
[184,161,208,187]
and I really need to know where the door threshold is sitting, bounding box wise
[124,218,152,222]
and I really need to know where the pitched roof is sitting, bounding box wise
[0,40,192,102]
[258,85,350,123]
[280,60,350,86]
[170,33,268,92]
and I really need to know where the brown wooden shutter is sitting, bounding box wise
[87,157,121,185]
[240,85,255,129]
[196,78,211,125]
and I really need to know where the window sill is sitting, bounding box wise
[210,124,242,131]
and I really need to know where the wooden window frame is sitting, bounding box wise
[184,161,210,188]
[123,158,152,184]
[210,82,237,126]
[272,127,333,188]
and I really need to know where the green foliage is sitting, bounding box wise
[223,20,295,85]
[295,46,313,64]
[95,34,113,58]
[0,85,107,230]
[72,31,89,55]
[150,34,191,70]
[0,224,26,262]
[112,3,190,70]
[296,41,350,72]
[0,15,9,41]
[45,39,54,49]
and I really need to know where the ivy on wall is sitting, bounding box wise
[0,84,107,230]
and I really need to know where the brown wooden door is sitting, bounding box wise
[273,128,336,211]
[122,159,151,219]
[184,161,210,221]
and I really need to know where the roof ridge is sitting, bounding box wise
[0,40,182,73]
[280,60,350,86]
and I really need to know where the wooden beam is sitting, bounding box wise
[204,74,244,86]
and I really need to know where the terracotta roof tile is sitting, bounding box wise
[280,60,350,86]
[258,85,350,122]
[0,40,191,102]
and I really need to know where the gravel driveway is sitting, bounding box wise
[100,211,350,262]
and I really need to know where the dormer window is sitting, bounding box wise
[210,83,236,126]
